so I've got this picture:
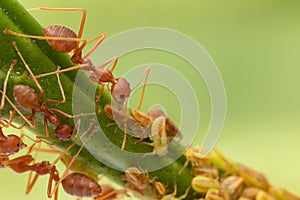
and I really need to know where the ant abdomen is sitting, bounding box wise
[44,25,79,53]
[13,85,39,110]
[62,173,102,198]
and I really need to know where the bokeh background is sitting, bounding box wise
[1,0,300,199]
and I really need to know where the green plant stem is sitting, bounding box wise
[0,0,194,198]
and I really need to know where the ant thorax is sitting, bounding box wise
[31,161,52,175]
[82,58,96,71]
[89,67,115,84]
[39,104,61,126]
[13,85,39,110]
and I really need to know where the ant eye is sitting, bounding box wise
[119,94,125,100]
[70,130,73,135]
[17,142,20,147]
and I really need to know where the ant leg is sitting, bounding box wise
[179,186,191,199]
[50,108,95,119]
[26,174,39,195]
[96,56,118,72]
[49,125,99,198]
[25,134,54,146]
[26,141,41,194]
[26,144,61,195]
[4,31,85,43]
[178,160,189,175]
[28,7,87,39]
[95,83,105,114]
[121,123,127,150]
[5,29,86,42]
[34,56,117,80]
[83,34,107,59]
[131,66,151,110]
[12,42,44,100]
[121,102,129,150]
[0,119,8,128]
[44,116,50,137]
[47,166,60,199]
[29,146,61,154]
[50,119,91,166]
[45,67,66,105]
[0,60,17,109]
[66,119,82,141]
[26,138,55,195]
[34,63,89,79]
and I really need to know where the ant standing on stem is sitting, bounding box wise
[31,54,152,150]
[0,60,38,155]
[106,66,183,156]
[4,7,108,113]
[12,42,93,141]
[1,46,103,199]
[2,120,104,200]
[3,7,163,151]
[4,7,106,66]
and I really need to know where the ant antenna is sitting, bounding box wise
[131,66,151,111]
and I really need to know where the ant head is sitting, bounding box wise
[0,135,27,155]
[55,124,73,141]
[111,78,131,108]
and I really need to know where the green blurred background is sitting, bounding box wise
[1,0,300,199]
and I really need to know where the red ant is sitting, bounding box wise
[3,120,102,200]
[4,7,106,66]
[33,57,119,114]
[0,60,41,155]
[105,66,182,154]
[0,60,34,127]
[12,42,93,141]
[104,104,151,139]
[30,55,151,150]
